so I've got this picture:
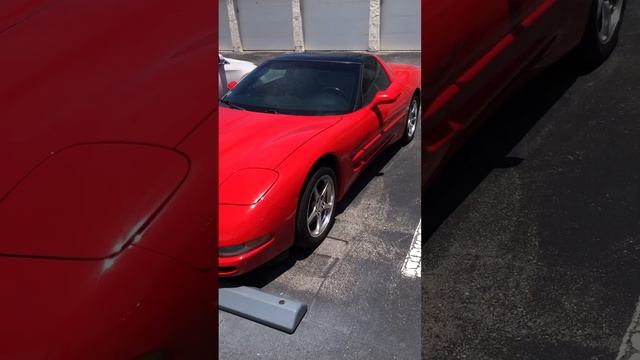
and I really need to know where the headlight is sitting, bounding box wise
[219,234,272,257]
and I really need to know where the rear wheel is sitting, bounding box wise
[400,95,419,145]
[576,0,625,67]
[295,167,337,248]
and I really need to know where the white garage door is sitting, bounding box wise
[302,0,370,51]
[219,1,232,51]
[236,0,294,51]
[380,0,421,50]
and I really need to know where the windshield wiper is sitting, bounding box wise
[220,99,246,111]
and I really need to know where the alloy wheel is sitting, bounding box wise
[597,0,623,44]
[306,175,335,237]
[407,98,418,138]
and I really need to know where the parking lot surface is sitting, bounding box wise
[219,52,422,359]
[423,4,640,359]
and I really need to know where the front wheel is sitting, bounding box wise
[400,95,419,145]
[295,167,337,248]
[576,0,625,67]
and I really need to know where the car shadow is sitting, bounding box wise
[220,136,405,289]
[422,55,589,241]
[219,247,311,289]
[336,142,404,214]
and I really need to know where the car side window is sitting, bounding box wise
[362,58,390,106]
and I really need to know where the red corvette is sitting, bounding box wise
[219,53,420,276]
[0,0,216,358]
[422,0,626,186]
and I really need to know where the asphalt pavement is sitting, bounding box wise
[423,3,640,360]
[219,52,422,360]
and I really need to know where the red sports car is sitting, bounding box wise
[422,0,626,186]
[219,53,421,276]
[0,0,216,358]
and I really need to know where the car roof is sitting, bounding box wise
[265,52,374,64]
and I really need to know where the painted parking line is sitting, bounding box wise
[401,219,421,278]
[616,296,640,360]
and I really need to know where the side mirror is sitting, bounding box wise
[371,89,401,107]
[227,81,238,91]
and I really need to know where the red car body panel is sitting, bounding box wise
[219,56,421,276]
[422,0,592,186]
[0,143,189,259]
[0,0,216,358]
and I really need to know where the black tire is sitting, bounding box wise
[400,95,419,145]
[575,0,626,68]
[295,166,337,249]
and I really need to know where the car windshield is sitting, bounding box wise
[221,60,361,116]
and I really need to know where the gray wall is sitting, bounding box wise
[220,0,420,51]
[380,0,421,50]
[219,1,232,51]
[237,0,294,51]
[302,0,370,51]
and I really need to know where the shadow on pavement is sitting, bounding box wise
[422,56,589,241]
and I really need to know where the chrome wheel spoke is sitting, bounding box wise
[310,218,319,234]
[597,0,603,23]
[307,210,318,224]
[320,182,329,199]
[603,2,611,34]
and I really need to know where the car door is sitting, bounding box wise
[365,57,407,143]
[349,58,393,171]
[422,0,514,181]
[505,0,580,71]
[422,0,579,185]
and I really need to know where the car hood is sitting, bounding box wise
[219,107,340,184]
[0,143,189,259]
[0,0,215,199]
[0,244,215,358]
[0,0,215,260]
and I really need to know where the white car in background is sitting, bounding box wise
[218,54,256,98]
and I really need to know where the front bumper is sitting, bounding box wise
[219,201,295,277]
